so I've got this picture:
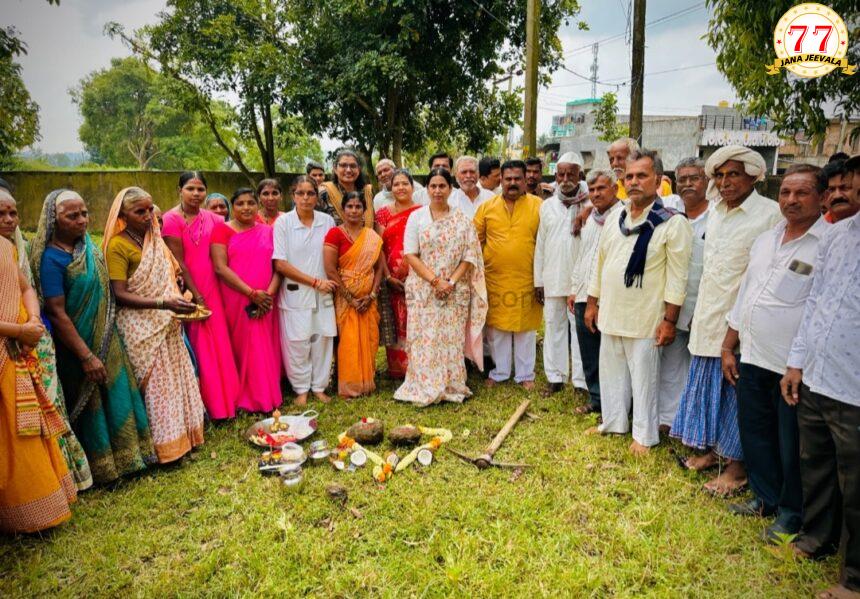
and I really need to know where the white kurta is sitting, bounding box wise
[272,210,337,393]
[534,192,588,387]
[448,187,495,219]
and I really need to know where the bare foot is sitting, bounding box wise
[293,393,308,407]
[817,585,860,599]
[484,378,497,388]
[575,404,598,415]
[703,460,748,496]
[312,391,331,404]
[519,380,536,391]
[584,426,601,436]
[629,440,650,456]
[658,424,671,435]
[684,451,719,471]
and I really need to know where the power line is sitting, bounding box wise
[563,2,704,57]
[550,61,715,90]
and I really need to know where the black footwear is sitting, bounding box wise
[762,519,801,544]
[728,498,776,518]
[543,382,564,396]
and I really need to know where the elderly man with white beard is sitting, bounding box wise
[449,156,495,218]
[534,152,589,396]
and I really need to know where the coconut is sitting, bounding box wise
[389,425,422,447]
[346,419,384,445]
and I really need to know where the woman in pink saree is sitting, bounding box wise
[161,172,241,419]
[211,188,282,413]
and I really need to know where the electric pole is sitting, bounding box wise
[590,42,599,99]
[629,0,646,143]
[523,0,540,158]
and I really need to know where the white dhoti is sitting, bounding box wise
[278,307,335,394]
[488,327,536,383]
[598,334,661,447]
[658,329,691,427]
[542,296,586,387]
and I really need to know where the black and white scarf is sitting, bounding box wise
[618,199,678,288]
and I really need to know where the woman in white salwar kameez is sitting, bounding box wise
[272,176,338,406]
[394,168,487,407]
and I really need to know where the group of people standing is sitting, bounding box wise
[1,142,857,598]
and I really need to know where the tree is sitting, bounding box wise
[108,0,299,180]
[284,0,583,167]
[0,55,40,169]
[72,57,233,170]
[592,92,629,142]
[707,0,859,139]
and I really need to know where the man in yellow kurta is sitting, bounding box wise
[585,149,692,456]
[474,160,542,390]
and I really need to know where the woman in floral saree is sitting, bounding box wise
[0,235,77,533]
[394,169,488,407]
[31,190,154,484]
[323,192,384,398]
[375,170,421,378]
[103,187,205,464]
[0,190,92,491]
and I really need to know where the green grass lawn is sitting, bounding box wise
[0,362,836,598]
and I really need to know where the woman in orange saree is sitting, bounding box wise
[323,192,384,398]
[0,236,76,533]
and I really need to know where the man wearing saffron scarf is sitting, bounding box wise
[585,149,692,455]
[534,152,588,396]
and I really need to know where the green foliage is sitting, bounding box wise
[284,0,582,166]
[109,0,303,179]
[71,57,231,170]
[592,92,629,142]
[706,0,859,137]
[0,55,40,169]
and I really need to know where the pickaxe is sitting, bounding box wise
[448,400,531,469]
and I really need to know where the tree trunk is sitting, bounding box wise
[262,102,276,177]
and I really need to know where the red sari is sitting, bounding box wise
[376,204,421,378]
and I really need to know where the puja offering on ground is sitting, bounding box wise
[245,410,318,447]
[346,418,384,445]
[257,442,305,475]
[389,425,422,447]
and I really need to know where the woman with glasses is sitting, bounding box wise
[318,149,375,227]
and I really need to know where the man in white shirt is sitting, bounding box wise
[534,152,588,396]
[720,164,827,543]
[671,145,782,496]
[567,168,621,413]
[448,156,495,218]
[479,156,502,195]
[585,149,692,455]
[411,153,452,206]
[780,154,860,599]
[657,157,710,433]
[372,158,396,211]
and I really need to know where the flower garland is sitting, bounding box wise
[336,425,453,483]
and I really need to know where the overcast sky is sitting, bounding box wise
[10,0,736,154]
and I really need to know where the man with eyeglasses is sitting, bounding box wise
[657,157,710,435]
[671,145,781,497]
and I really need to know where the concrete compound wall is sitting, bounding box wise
[0,170,303,231]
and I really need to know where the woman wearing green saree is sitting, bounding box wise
[0,190,92,491]
[30,190,155,484]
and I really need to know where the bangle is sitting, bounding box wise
[82,353,95,363]
[369,291,377,300]
[663,316,677,325]
[430,276,440,288]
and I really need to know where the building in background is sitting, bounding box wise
[778,116,860,169]
[542,100,782,174]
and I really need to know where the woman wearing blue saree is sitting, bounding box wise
[30,190,155,484]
